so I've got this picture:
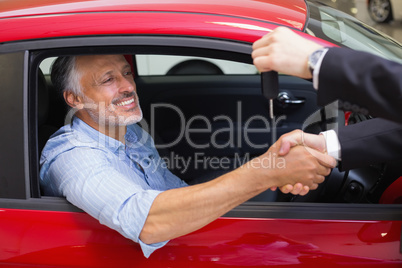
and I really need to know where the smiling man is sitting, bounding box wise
[40,54,335,257]
[65,55,143,141]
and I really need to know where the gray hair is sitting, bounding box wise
[50,56,83,96]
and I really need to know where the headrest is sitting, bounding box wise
[166,59,223,75]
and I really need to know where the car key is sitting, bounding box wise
[261,71,279,120]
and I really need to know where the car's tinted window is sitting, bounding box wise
[307,1,402,63]
[136,55,258,76]
[40,56,258,76]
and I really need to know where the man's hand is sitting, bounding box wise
[252,27,323,79]
[277,130,335,166]
[270,183,310,196]
[252,140,335,190]
[270,130,336,194]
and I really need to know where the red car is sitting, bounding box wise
[0,0,401,267]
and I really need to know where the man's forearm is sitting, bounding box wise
[140,145,333,244]
[139,166,269,244]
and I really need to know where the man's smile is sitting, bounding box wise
[115,96,135,107]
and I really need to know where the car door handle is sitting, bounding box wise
[276,92,305,108]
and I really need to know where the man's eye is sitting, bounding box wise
[124,71,133,76]
[102,77,114,84]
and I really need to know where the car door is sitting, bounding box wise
[0,34,402,268]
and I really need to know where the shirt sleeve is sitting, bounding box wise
[320,129,341,161]
[43,146,167,257]
[312,48,329,90]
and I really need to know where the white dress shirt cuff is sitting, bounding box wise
[313,48,329,90]
[320,129,341,160]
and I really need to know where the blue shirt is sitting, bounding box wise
[40,117,187,257]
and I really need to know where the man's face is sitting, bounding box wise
[75,54,143,128]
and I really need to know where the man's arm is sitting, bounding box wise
[140,144,335,244]
[252,26,402,124]
[277,121,402,172]
[336,118,402,170]
[317,48,402,124]
[252,27,322,79]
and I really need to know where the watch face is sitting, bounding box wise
[311,49,323,64]
[309,48,325,74]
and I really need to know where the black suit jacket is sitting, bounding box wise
[336,118,402,171]
[317,47,402,124]
[315,48,402,170]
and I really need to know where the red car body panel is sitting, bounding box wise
[0,0,308,44]
[1,208,401,267]
[0,0,307,28]
[0,11,335,46]
[0,12,292,44]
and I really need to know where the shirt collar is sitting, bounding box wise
[71,117,139,152]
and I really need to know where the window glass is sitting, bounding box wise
[41,55,258,76]
[307,3,402,64]
[136,55,258,76]
[40,57,57,75]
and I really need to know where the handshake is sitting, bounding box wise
[248,129,337,196]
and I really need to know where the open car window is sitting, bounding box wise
[34,42,401,206]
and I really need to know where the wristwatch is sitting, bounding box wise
[308,48,327,76]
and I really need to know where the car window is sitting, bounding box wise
[40,55,258,76]
[136,55,258,76]
[36,49,319,203]
[40,57,56,75]
[30,34,401,207]
[307,2,402,63]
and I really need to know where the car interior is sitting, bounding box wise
[33,47,402,205]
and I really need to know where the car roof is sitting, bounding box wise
[0,0,323,46]
[0,0,307,29]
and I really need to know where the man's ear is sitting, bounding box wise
[64,91,84,109]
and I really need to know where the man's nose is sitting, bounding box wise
[119,75,135,93]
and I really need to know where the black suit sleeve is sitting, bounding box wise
[317,47,402,124]
[336,118,402,171]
